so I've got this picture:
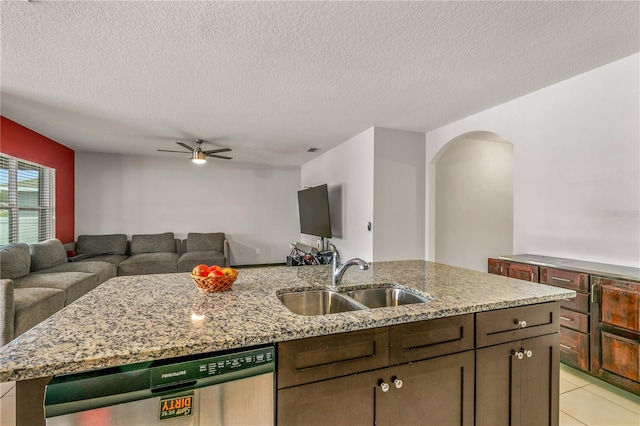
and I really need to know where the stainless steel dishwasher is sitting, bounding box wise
[44,345,275,426]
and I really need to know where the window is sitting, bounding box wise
[0,154,56,244]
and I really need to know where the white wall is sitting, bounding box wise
[426,53,640,268]
[373,127,425,261]
[435,136,513,271]
[75,152,301,265]
[300,127,375,261]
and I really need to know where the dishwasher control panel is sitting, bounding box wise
[150,346,275,389]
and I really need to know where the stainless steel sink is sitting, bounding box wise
[347,287,430,308]
[278,290,367,316]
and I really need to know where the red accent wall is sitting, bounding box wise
[0,116,75,243]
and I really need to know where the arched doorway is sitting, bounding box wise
[432,131,514,271]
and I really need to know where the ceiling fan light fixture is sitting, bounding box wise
[191,149,207,164]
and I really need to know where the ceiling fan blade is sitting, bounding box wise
[203,148,232,154]
[206,154,232,160]
[176,142,194,151]
[158,149,191,154]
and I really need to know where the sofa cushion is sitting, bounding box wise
[118,252,179,276]
[76,234,128,256]
[186,233,225,252]
[77,254,128,267]
[130,232,175,255]
[0,243,31,279]
[14,272,99,306]
[178,251,226,273]
[30,239,68,272]
[13,287,66,339]
[33,260,117,285]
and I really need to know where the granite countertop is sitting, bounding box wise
[497,254,640,281]
[0,260,575,382]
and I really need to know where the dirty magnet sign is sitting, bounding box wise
[159,393,193,420]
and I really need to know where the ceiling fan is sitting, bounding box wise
[157,139,232,164]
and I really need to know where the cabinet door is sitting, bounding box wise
[382,351,474,426]
[507,262,539,282]
[599,279,640,333]
[476,334,559,426]
[488,258,507,276]
[277,369,381,426]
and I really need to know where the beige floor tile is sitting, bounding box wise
[561,378,580,394]
[561,388,640,426]
[560,410,588,426]
[0,383,14,399]
[584,381,640,415]
[0,394,15,426]
[560,364,599,387]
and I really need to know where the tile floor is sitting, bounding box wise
[0,364,638,425]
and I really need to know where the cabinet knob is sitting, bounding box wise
[378,380,390,392]
[525,350,533,358]
[514,319,527,328]
[392,376,403,389]
[511,349,524,360]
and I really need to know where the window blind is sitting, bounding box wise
[0,154,56,244]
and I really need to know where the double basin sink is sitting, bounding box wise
[278,286,431,316]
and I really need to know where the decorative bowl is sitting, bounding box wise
[191,269,238,292]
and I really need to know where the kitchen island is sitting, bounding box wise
[0,260,575,425]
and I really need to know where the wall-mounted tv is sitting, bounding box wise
[297,184,332,238]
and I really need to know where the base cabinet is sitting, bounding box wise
[277,351,475,426]
[476,334,559,426]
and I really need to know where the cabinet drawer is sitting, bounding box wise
[561,292,589,313]
[507,262,539,282]
[476,302,559,347]
[540,267,589,293]
[277,327,389,389]
[560,308,588,333]
[601,331,640,383]
[560,328,589,371]
[389,314,474,364]
[597,277,640,333]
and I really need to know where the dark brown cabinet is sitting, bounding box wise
[476,334,559,426]
[592,276,640,394]
[488,258,538,282]
[277,351,475,426]
[476,302,560,426]
[277,315,475,426]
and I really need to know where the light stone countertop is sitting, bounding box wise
[497,254,640,281]
[0,260,575,382]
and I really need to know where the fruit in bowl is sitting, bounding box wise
[190,264,238,292]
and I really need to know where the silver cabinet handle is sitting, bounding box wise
[378,380,389,392]
[392,376,403,389]
[591,283,597,303]
[514,319,527,328]
[560,344,572,350]
[560,316,573,322]
[551,276,571,282]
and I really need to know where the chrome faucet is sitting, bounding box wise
[329,243,369,286]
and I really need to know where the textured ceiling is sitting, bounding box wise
[1,1,638,166]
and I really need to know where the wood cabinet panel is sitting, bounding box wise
[540,268,589,293]
[389,314,473,364]
[600,281,640,333]
[476,302,559,348]
[488,258,507,276]
[601,331,640,383]
[560,308,588,333]
[560,292,589,313]
[560,327,589,371]
[476,334,559,426]
[277,327,389,389]
[507,263,539,282]
[277,368,379,426]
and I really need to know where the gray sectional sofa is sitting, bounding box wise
[1,232,229,346]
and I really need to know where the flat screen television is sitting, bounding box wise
[297,184,332,238]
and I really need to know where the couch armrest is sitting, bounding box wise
[224,239,230,267]
[1,279,15,346]
[63,242,76,252]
